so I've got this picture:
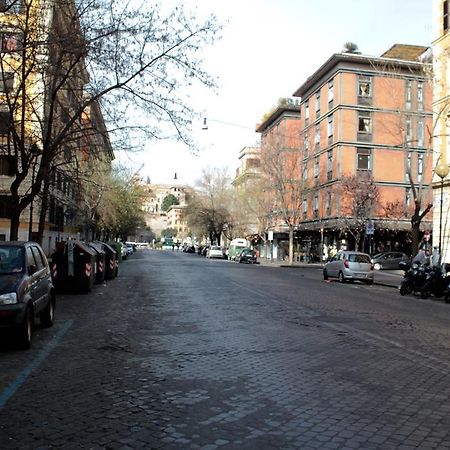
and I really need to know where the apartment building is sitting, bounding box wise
[255,99,302,260]
[432,0,450,263]
[0,0,113,252]
[292,44,432,256]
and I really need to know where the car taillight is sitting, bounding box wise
[344,259,349,268]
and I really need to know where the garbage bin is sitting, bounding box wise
[51,240,96,293]
[107,241,123,264]
[94,241,118,279]
[87,242,106,284]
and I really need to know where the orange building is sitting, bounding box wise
[255,99,302,260]
[292,44,433,255]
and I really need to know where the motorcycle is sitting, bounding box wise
[399,261,429,298]
[400,261,450,299]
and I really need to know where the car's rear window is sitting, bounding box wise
[348,254,371,263]
[211,246,221,250]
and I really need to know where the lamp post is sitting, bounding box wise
[435,162,449,263]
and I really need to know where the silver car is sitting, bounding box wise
[323,251,374,285]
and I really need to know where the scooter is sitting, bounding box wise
[399,261,429,298]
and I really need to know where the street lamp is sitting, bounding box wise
[435,162,449,263]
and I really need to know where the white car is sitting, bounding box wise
[206,246,225,259]
[323,251,374,284]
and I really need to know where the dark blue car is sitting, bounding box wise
[0,242,55,349]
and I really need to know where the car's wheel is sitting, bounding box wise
[338,271,345,283]
[374,263,381,271]
[323,269,329,280]
[40,294,55,328]
[400,285,408,296]
[420,289,429,299]
[18,306,32,350]
[445,293,450,304]
[365,280,374,285]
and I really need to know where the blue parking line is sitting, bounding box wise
[0,319,73,409]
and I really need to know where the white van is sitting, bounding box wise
[227,238,249,261]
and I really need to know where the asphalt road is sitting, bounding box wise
[1,249,450,449]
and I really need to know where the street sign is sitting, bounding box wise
[366,221,374,235]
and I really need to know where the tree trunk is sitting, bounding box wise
[411,216,421,256]
[288,226,294,265]
[37,177,50,246]
[9,208,21,241]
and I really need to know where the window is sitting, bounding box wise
[417,153,424,182]
[0,195,12,218]
[328,79,334,106]
[302,198,307,220]
[304,133,309,158]
[405,187,411,206]
[405,80,412,109]
[0,32,21,53]
[314,156,319,178]
[444,0,450,32]
[406,152,412,180]
[0,155,14,175]
[315,91,321,118]
[302,163,307,182]
[327,115,333,143]
[405,116,412,143]
[358,112,372,134]
[313,194,319,218]
[325,191,332,216]
[327,150,333,181]
[0,110,12,134]
[417,118,424,147]
[358,76,372,98]
[305,102,309,125]
[417,82,424,110]
[357,147,371,171]
[314,124,320,147]
[0,0,24,13]
[0,72,13,93]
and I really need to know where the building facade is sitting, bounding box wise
[143,182,191,239]
[255,100,302,260]
[0,0,113,253]
[432,0,450,263]
[292,44,433,258]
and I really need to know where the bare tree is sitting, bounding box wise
[185,168,232,245]
[0,0,220,240]
[260,142,303,264]
[338,173,379,251]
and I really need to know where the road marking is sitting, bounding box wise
[0,319,73,410]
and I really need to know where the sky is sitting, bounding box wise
[116,0,432,187]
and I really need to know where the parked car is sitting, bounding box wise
[323,250,374,284]
[125,244,134,257]
[237,248,257,264]
[0,241,56,349]
[371,252,410,270]
[207,245,225,259]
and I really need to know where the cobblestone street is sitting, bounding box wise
[1,250,450,449]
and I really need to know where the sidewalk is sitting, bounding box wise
[258,258,403,288]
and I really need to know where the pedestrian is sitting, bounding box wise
[431,247,440,267]
[412,248,429,266]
